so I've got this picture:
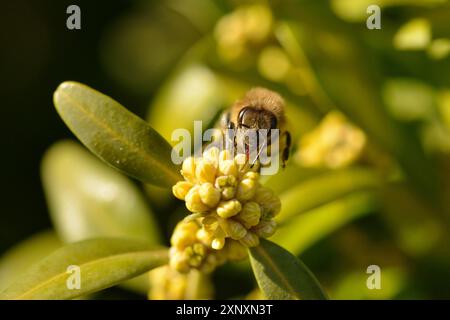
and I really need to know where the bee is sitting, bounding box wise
[217,87,291,168]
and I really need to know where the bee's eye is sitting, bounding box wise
[238,107,257,128]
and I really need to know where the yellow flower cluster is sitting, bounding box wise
[148,265,213,300]
[170,147,281,273]
[295,111,367,169]
[214,4,273,64]
[169,219,248,273]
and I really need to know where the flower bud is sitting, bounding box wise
[221,187,236,200]
[215,175,237,200]
[236,202,261,228]
[181,157,197,182]
[227,175,238,186]
[170,251,190,273]
[236,178,258,201]
[225,240,248,261]
[192,243,206,257]
[203,147,220,166]
[217,200,242,218]
[221,219,247,240]
[185,186,210,213]
[254,186,281,218]
[219,160,238,177]
[171,230,195,249]
[253,186,274,204]
[215,226,226,239]
[189,255,203,267]
[261,195,281,218]
[252,219,277,238]
[198,183,221,207]
[243,171,259,180]
[196,228,213,246]
[195,159,217,183]
[212,237,226,250]
[201,215,219,232]
[214,175,229,188]
[184,246,194,257]
[171,221,199,248]
[201,257,217,274]
[239,231,260,247]
[172,181,193,200]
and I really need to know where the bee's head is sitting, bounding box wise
[235,107,278,164]
[230,88,285,164]
[237,107,277,131]
[232,87,284,130]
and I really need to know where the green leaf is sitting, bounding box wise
[270,168,380,256]
[0,231,62,291]
[41,140,162,244]
[0,238,168,300]
[147,64,225,143]
[53,81,181,188]
[262,165,325,195]
[272,191,377,255]
[276,167,381,223]
[278,22,437,199]
[332,267,408,300]
[249,239,327,300]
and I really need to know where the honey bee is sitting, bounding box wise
[217,87,291,168]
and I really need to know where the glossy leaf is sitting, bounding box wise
[272,191,377,255]
[41,140,161,244]
[276,167,381,223]
[53,81,181,188]
[0,231,62,291]
[0,238,168,300]
[249,239,327,300]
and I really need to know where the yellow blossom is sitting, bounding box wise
[240,231,260,247]
[148,266,213,300]
[224,240,248,261]
[296,111,367,169]
[199,183,221,208]
[172,181,193,200]
[220,218,247,240]
[217,199,242,218]
[212,237,226,250]
[252,219,277,238]
[236,201,261,228]
[170,146,281,274]
[219,159,238,177]
[236,178,258,201]
[181,156,197,182]
[196,159,217,183]
[185,186,209,213]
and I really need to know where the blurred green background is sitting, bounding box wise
[2,0,450,299]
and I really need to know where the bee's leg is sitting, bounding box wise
[282,131,291,168]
